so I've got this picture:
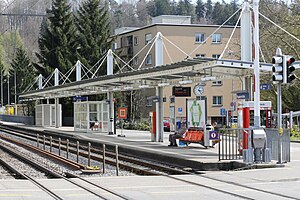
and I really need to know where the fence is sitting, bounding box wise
[0,114,34,125]
[218,128,290,162]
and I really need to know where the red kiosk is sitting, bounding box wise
[237,101,272,149]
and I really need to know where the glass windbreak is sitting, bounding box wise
[89,113,98,122]
[89,104,97,112]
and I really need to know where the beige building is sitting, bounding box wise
[114,15,242,125]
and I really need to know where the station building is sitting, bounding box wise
[114,15,242,125]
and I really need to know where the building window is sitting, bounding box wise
[146,54,152,65]
[195,33,205,43]
[212,80,222,86]
[212,33,222,43]
[212,54,220,59]
[112,43,117,51]
[196,54,206,58]
[133,57,139,65]
[145,33,152,44]
[213,96,223,106]
[134,37,138,45]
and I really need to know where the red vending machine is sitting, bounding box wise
[237,101,272,149]
[149,112,156,142]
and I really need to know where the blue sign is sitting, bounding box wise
[236,91,249,100]
[73,96,88,102]
[260,84,272,91]
[220,108,226,116]
[178,107,183,114]
[209,131,219,140]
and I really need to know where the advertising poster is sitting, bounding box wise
[187,99,206,128]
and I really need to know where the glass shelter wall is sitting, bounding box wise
[35,104,62,127]
[74,101,109,132]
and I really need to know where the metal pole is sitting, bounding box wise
[103,144,106,174]
[76,141,79,163]
[14,70,17,115]
[50,136,52,152]
[43,135,46,150]
[115,145,119,176]
[0,67,3,106]
[37,134,39,148]
[253,0,261,128]
[277,83,283,164]
[7,74,10,105]
[88,142,91,167]
[58,138,61,156]
[66,139,69,159]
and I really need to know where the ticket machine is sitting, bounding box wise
[237,101,272,149]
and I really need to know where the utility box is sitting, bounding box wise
[204,124,213,147]
[252,129,266,149]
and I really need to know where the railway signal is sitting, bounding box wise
[286,56,296,83]
[272,55,284,84]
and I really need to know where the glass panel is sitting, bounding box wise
[102,122,108,131]
[89,113,98,122]
[103,112,108,121]
[89,104,97,112]
[102,104,108,112]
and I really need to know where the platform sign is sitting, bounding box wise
[209,131,219,140]
[220,108,226,116]
[260,84,272,91]
[73,96,87,102]
[118,107,127,119]
[178,107,183,115]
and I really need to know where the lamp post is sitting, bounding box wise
[14,70,17,115]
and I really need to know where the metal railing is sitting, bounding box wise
[218,128,290,162]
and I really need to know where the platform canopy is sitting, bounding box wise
[19,57,274,100]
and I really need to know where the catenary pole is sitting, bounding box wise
[253,0,261,127]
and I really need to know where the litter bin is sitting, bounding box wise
[176,121,181,130]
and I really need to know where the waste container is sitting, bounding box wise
[176,121,181,130]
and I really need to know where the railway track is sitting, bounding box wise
[0,126,189,176]
[0,143,130,199]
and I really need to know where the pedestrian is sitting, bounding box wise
[168,122,187,147]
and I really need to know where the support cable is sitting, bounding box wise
[220,7,244,59]
[188,7,242,57]
[163,43,173,63]
[258,12,300,43]
[138,36,157,70]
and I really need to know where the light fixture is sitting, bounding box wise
[139,85,150,88]
[201,76,216,81]
[113,87,121,91]
[179,80,192,85]
[90,90,97,93]
[158,82,170,87]
[102,89,109,92]
[124,86,133,90]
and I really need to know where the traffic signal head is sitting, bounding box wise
[272,55,284,83]
[286,56,296,83]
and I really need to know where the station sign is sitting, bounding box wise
[220,108,226,116]
[260,83,272,91]
[118,107,127,119]
[209,131,219,140]
[236,91,249,100]
[73,96,87,102]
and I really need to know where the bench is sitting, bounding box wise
[179,130,220,147]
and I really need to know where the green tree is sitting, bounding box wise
[11,47,36,94]
[195,0,206,22]
[176,0,194,17]
[211,2,224,25]
[1,31,23,74]
[75,0,113,75]
[148,0,172,17]
[35,0,77,77]
[205,0,213,21]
